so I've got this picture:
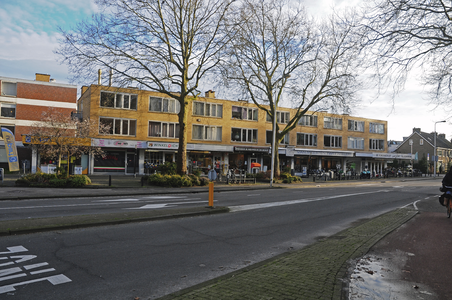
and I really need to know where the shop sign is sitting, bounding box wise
[92,139,147,148]
[294,150,354,157]
[148,142,179,149]
[372,153,414,159]
[234,146,269,153]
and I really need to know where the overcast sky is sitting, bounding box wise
[1,0,450,142]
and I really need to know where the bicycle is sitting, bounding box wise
[440,185,452,218]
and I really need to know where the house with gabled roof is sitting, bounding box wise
[394,128,452,173]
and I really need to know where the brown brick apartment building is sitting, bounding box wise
[0,73,77,172]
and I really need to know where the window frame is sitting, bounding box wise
[369,122,385,134]
[99,117,137,136]
[324,117,343,130]
[347,136,364,150]
[298,115,318,127]
[347,120,364,132]
[149,96,180,114]
[148,121,180,138]
[0,103,16,118]
[193,101,223,118]
[1,82,17,97]
[296,133,317,147]
[231,127,258,143]
[192,124,222,141]
[100,91,138,110]
[266,111,290,124]
[369,139,385,150]
[266,130,290,145]
[324,135,342,148]
[231,106,258,121]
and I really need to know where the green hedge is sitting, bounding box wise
[144,174,209,187]
[16,173,91,187]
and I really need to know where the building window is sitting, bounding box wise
[100,91,137,110]
[231,106,257,121]
[420,139,424,145]
[369,139,385,150]
[149,121,180,138]
[99,117,137,136]
[369,122,385,134]
[347,137,364,150]
[324,135,342,148]
[1,82,17,97]
[192,125,222,141]
[149,96,180,113]
[0,125,14,135]
[324,117,343,130]
[193,102,223,117]
[348,120,364,132]
[296,133,317,146]
[231,128,258,143]
[266,131,289,144]
[266,111,290,124]
[298,115,317,127]
[0,103,15,118]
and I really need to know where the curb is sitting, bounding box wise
[0,206,230,236]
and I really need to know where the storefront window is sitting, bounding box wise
[94,150,125,173]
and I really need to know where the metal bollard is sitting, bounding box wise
[109,175,112,186]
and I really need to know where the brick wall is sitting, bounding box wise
[16,82,76,103]
[15,105,75,122]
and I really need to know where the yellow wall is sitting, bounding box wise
[79,85,388,152]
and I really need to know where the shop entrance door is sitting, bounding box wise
[250,158,257,173]
[126,153,136,174]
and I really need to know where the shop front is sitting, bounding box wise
[354,152,415,177]
[188,144,233,176]
[232,146,270,174]
[145,142,178,174]
[92,139,147,175]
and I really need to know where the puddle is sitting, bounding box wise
[348,252,436,299]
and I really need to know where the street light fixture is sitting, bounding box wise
[270,74,290,187]
[434,120,446,177]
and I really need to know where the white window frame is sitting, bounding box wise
[298,115,318,127]
[347,137,364,150]
[369,122,385,134]
[0,103,16,118]
[266,130,289,145]
[231,128,258,143]
[266,111,290,124]
[369,139,385,150]
[324,135,342,148]
[348,120,364,132]
[148,121,180,138]
[99,117,137,136]
[1,82,17,97]
[100,91,138,110]
[149,96,180,113]
[193,101,223,117]
[297,133,317,146]
[231,106,258,121]
[324,117,343,130]
[192,125,222,141]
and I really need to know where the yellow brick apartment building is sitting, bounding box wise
[77,84,412,176]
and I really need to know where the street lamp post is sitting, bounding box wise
[434,120,446,177]
[270,74,290,187]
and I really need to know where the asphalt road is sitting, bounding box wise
[0,180,439,299]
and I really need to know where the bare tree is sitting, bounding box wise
[362,0,452,107]
[56,0,235,175]
[220,0,362,177]
[28,109,109,176]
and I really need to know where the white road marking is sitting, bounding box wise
[143,196,188,199]
[0,274,72,294]
[229,190,388,212]
[93,199,140,202]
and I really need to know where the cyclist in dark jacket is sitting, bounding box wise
[443,168,452,187]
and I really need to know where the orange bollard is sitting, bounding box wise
[209,182,214,207]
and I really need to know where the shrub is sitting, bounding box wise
[145,173,209,187]
[157,162,177,175]
[15,172,91,187]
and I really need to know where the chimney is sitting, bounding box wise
[98,69,102,85]
[81,86,89,95]
[205,90,215,98]
[35,73,51,82]
[109,69,112,86]
[413,128,421,133]
[438,133,446,139]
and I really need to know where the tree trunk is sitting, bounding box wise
[176,97,189,175]
[274,140,280,178]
